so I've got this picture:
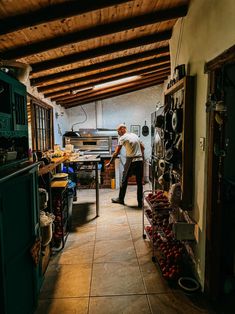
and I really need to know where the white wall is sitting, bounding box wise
[27,79,163,155]
[169,0,235,288]
[67,85,164,159]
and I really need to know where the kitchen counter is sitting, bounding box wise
[64,154,100,217]
[67,154,101,162]
[38,156,67,176]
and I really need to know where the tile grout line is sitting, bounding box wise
[125,204,153,314]
[87,203,99,314]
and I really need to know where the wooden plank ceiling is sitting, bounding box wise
[0,0,190,108]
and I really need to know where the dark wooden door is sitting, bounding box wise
[205,46,235,299]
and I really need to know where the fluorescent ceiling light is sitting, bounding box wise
[93,75,141,90]
[72,86,93,94]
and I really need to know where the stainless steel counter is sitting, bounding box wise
[64,154,101,217]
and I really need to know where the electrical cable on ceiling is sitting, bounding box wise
[71,105,88,131]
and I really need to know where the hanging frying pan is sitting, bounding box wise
[158,159,166,172]
[142,121,149,136]
[165,145,181,164]
[155,114,164,128]
[172,96,183,133]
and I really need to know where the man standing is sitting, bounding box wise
[106,124,145,208]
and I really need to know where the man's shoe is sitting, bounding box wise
[111,198,124,205]
[138,204,142,208]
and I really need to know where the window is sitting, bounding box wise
[27,94,54,152]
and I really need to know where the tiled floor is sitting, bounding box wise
[35,186,216,314]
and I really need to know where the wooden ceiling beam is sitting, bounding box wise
[46,63,170,98]
[53,72,169,103]
[62,76,167,108]
[0,0,133,35]
[57,72,169,105]
[49,66,170,101]
[31,45,169,86]
[1,5,186,60]
[31,30,172,73]
[60,71,167,104]
[38,55,170,92]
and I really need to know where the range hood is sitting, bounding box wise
[63,131,80,137]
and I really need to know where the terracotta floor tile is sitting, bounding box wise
[50,240,95,264]
[89,295,151,314]
[96,213,128,225]
[67,231,96,243]
[40,264,92,298]
[35,297,89,314]
[91,262,146,296]
[148,292,214,314]
[96,223,132,240]
[35,187,215,314]
[94,239,137,263]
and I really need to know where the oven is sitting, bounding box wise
[63,128,118,157]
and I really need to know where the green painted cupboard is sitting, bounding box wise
[0,163,42,314]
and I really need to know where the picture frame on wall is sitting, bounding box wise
[130,125,140,137]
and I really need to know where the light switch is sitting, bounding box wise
[199,137,205,151]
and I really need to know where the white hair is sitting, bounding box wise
[116,123,126,130]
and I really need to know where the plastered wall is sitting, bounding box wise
[169,0,235,288]
[27,79,163,156]
[67,85,164,159]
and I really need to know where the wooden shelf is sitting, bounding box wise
[164,78,185,96]
[38,156,67,176]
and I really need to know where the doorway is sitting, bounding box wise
[205,45,235,299]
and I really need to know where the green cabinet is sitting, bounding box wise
[0,70,27,136]
[0,163,42,314]
[0,70,29,166]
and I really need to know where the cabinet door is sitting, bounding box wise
[0,167,40,314]
[12,83,28,133]
[0,72,13,135]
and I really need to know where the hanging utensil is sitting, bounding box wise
[172,96,183,133]
[164,96,174,132]
[142,121,149,136]
[155,114,165,128]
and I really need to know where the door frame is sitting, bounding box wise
[204,44,235,299]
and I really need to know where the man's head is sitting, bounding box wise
[116,123,127,136]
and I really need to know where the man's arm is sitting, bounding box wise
[106,145,122,167]
[140,142,145,160]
